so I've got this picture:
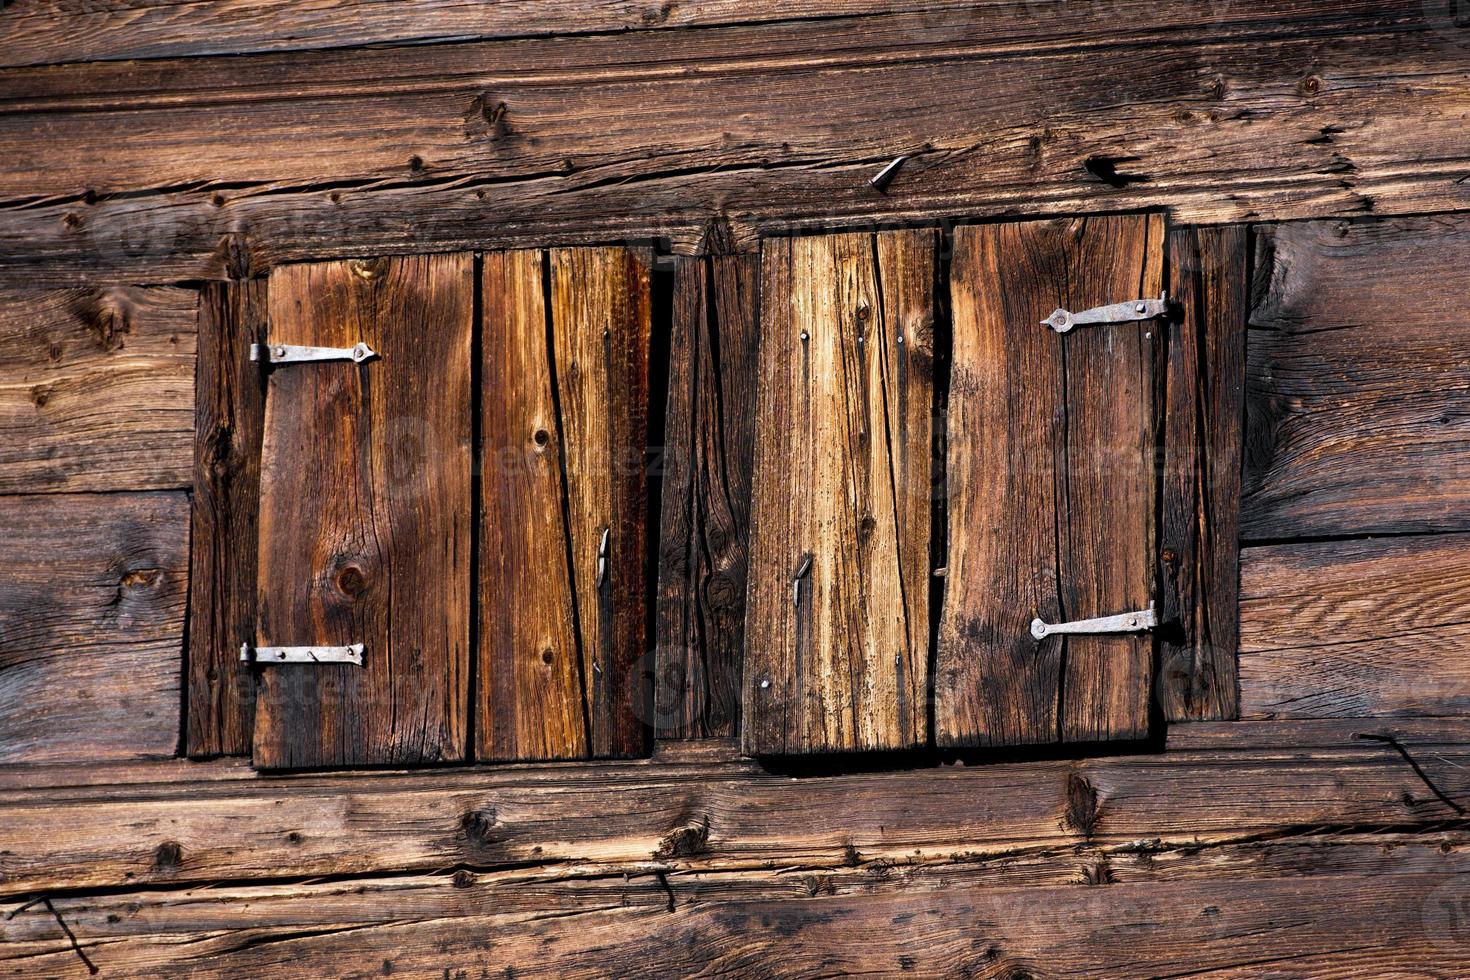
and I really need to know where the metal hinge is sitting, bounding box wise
[240,643,365,666]
[1042,293,1169,334]
[250,342,378,365]
[1031,606,1157,640]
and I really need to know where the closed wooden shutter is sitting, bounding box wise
[252,255,473,769]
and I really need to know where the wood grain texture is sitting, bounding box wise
[4,718,1470,900]
[252,255,472,769]
[938,215,1162,748]
[1244,215,1470,540]
[549,247,653,759]
[0,287,195,492]
[4,5,1470,286]
[0,492,188,764]
[186,280,267,758]
[655,254,759,739]
[6,844,1470,978]
[744,231,932,755]
[1241,534,1470,719]
[1158,226,1247,722]
[479,250,587,763]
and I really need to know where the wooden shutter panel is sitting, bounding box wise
[937,214,1163,747]
[252,255,472,769]
[478,246,652,761]
[743,230,936,755]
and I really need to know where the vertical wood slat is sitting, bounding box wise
[938,215,1163,747]
[655,254,759,740]
[478,246,653,761]
[187,280,268,757]
[743,230,934,755]
[1158,226,1246,722]
[252,255,472,769]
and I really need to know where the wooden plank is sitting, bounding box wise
[4,719,1470,899]
[655,254,759,739]
[1241,534,1470,719]
[6,844,1469,978]
[744,231,932,755]
[0,492,188,764]
[548,247,653,760]
[1158,226,1247,722]
[186,280,267,758]
[252,255,472,769]
[1244,215,1470,540]
[0,0,1387,68]
[479,249,586,762]
[3,7,1469,286]
[938,215,1162,748]
[0,287,196,492]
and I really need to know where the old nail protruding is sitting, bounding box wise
[793,553,813,607]
[869,156,909,193]
[596,527,610,587]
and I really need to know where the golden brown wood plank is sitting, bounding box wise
[1244,215,1470,540]
[4,719,1470,899]
[0,287,195,492]
[186,280,267,758]
[1158,226,1247,722]
[3,7,1469,286]
[1241,534,1470,719]
[479,250,587,762]
[655,254,759,739]
[744,231,932,755]
[548,246,652,759]
[939,215,1162,747]
[7,844,1470,978]
[0,492,188,764]
[252,255,472,769]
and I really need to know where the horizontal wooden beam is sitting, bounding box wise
[1,3,1468,286]
[4,719,1469,899]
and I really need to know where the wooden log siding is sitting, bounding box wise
[479,246,653,761]
[1244,215,1470,540]
[0,286,196,493]
[187,280,268,758]
[938,215,1163,748]
[743,230,934,755]
[655,254,760,740]
[251,255,473,769]
[4,3,1470,286]
[0,492,189,764]
[1158,226,1247,722]
[1241,534,1470,719]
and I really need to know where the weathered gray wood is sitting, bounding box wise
[3,6,1469,286]
[252,255,472,769]
[5,718,1469,899]
[1158,226,1247,722]
[0,287,196,493]
[1241,534,1470,719]
[655,254,759,740]
[186,280,267,758]
[1244,215,1470,540]
[0,492,188,764]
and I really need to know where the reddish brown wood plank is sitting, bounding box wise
[548,247,653,759]
[744,231,932,755]
[1241,534,1470,719]
[938,215,1162,747]
[0,492,188,764]
[252,255,472,769]
[1244,215,1470,540]
[0,287,196,492]
[655,254,759,739]
[3,7,1468,286]
[1158,226,1247,722]
[186,280,267,758]
[479,250,587,762]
